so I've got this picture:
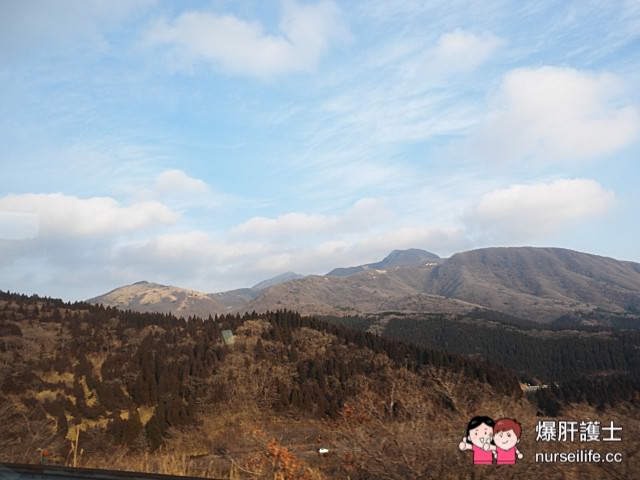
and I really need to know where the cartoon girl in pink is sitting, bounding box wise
[458,416,495,465]
[490,418,523,464]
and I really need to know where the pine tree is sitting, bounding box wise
[254,339,266,360]
[145,414,164,450]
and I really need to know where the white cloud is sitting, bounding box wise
[233,212,333,237]
[430,29,502,74]
[465,179,616,239]
[143,0,348,78]
[0,0,155,54]
[255,252,294,272]
[0,193,178,238]
[231,198,390,238]
[471,66,640,164]
[361,29,501,80]
[119,169,226,211]
[285,28,500,201]
[0,212,39,240]
[154,169,209,195]
[118,231,270,268]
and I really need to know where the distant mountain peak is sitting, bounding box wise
[327,248,440,277]
[251,272,305,291]
[88,280,223,318]
[380,248,440,264]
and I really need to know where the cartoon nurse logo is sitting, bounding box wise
[458,416,523,465]
[492,418,523,464]
[458,416,495,465]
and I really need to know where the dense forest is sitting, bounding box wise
[325,311,640,399]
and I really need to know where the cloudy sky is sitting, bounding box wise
[1,0,639,300]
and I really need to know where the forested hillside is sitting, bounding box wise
[1,290,639,479]
[331,311,640,378]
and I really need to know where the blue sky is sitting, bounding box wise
[1,0,639,300]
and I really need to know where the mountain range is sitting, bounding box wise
[88,247,640,323]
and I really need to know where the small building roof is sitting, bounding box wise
[221,330,235,345]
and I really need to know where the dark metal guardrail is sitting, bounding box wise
[0,463,225,480]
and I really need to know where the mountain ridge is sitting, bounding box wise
[251,271,305,290]
[88,246,640,323]
[326,248,440,277]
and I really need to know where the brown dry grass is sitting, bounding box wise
[78,449,228,479]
